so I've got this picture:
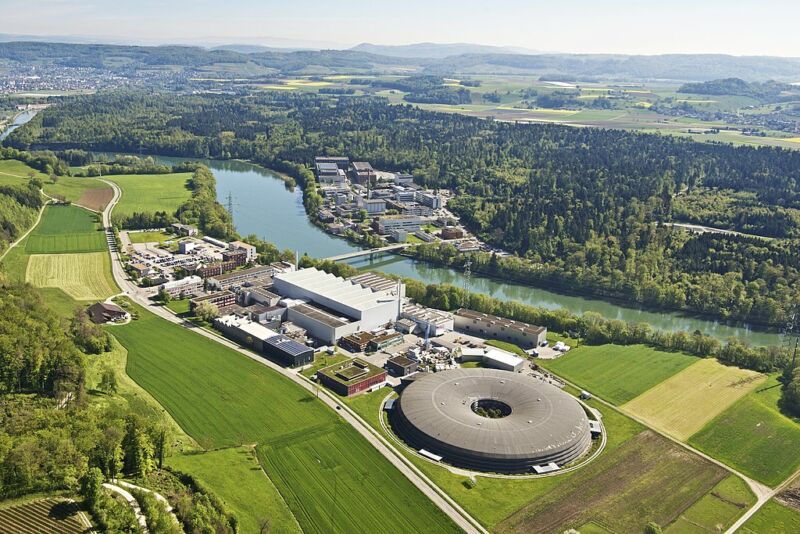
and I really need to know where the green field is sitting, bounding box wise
[622,358,765,440]
[666,475,755,533]
[26,252,118,300]
[742,500,800,533]
[112,306,459,533]
[168,447,300,534]
[688,375,800,486]
[127,230,173,244]
[25,205,107,254]
[108,173,192,217]
[42,176,108,204]
[0,158,48,186]
[538,344,697,405]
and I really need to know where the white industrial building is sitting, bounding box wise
[272,268,403,343]
[454,308,547,349]
[376,216,424,234]
[460,347,526,373]
[228,241,258,263]
[401,303,453,336]
[214,314,278,351]
[159,276,203,298]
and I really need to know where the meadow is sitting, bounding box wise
[0,158,48,186]
[42,176,110,207]
[26,252,118,301]
[24,205,107,254]
[688,375,800,486]
[168,447,300,534]
[621,358,765,440]
[107,172,192,217]
[742,500,800,533]
[538,344,697,405]
[112,306,460,533]
[127,230,173,244]
[665,475,755,533]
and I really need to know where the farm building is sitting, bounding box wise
[454,308,547,349]
[263,334,314,367]
[86,302,129,324]
[386,355,418,377]
[317,358,387,397]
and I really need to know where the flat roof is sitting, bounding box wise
[319,358,385,386]
[264,334,311,356]
[274,268,397,313]
[212,266,273,282]
[352,161,374,171]
[316,162,340,172]
[455,308,546,336]
[388,355,415,367]
[216,314,278,342]
[402,303,452,326]
[292,302,350,328]
[348,272,399,294]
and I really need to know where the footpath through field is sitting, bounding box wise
[99,179,485,534]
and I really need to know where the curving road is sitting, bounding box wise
[99,179,485,534]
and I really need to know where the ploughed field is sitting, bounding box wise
[111,306,460,534]
[0,498,90,533]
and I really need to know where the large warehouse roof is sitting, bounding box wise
[393,368,591,472]
[274,268,396,311]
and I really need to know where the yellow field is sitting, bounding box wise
[285,79,332,87]
[677,99,718,104]
[256,84,295,90]
[621,358,765,440]
[26,252,118,301]
[786,137,800,143]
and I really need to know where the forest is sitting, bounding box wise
[6,90,800,326]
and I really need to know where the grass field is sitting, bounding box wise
[42,176,109,206]
[666,475,755,533]
[112,306,460,533]
[621,358,765,440]
[168,446,301,534]
[127,230,173,244]
[539,344,697,405]
[742,500,800,533]
[688,375,800,486]
[0,158,48,186]
[25,205,107,254]
[495,430,726,534]
[107,172,192,217]
[26,252,118,300]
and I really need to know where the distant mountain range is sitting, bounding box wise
[349,42,540,59]
[1,38,799,82]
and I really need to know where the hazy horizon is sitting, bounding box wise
[2,0,799,57]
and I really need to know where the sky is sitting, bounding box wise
[2,0,799,56]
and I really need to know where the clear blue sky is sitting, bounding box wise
[2,0,798,56]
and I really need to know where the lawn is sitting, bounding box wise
[127,230,173,244]
[538,344,697,405]
[742,500,800,533]
[168,446,300,534]
[688,375,800,486]
[665,475,755,533]
[622,358,765,440]
[24,205,107,254]
[107,172,192,217]
[300,353,350,378]
[485,339,527,357]
[26,252,118,301]
[112,306,460,534]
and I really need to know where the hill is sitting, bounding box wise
[351,42,538,58]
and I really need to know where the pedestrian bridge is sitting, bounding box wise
[324,243,412,262]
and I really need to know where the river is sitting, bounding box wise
[0,110,38,142]
[127,154,779,346]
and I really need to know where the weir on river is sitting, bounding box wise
[86,152,783,346]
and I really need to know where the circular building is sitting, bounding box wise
[391,368,592,473]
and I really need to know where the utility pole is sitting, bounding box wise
[462,257,472,308]
[226,192,235,237]
[783,307,799,373]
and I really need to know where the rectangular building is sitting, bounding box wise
[350,161,375,185]
[228,241,257,263]
[454,308,547,349]
[197,260,237,279]
[222,248,248,267]
[317,358,387,396]
[460,347,526,373]
[159,276,203,298]
[315,156,350,170]
[416,191,443,209]
[213,314,278,352]
[286,302,360,345]
[401,304,453,337]
[340,331,376,353]
[190,290,236,311]
[263,334,314,367]
[207,266,274,291]
[171,223,198,236]
[386,355,418,377]
[357,196,386,215]
[394,173,414,186]
[368,331,404,352]
[375,216,423,234]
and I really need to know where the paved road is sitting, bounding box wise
[664,222,772,241]
[99,179,485,534]
[103,482,149,533]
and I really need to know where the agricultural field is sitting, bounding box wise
[665,475,755,533]
[112,306,460,533]
[742,500,800,533]
[688,375,800,486]
[24,205,107,254]
[26,252,118,300]
[0,498,91,533]
[42,176,111,209]
[168,446,300,534]
[0,158,48,186]
[107,172,192,217]
[538,344,697,405]
[621,358,765,440]
[495,431,726,534]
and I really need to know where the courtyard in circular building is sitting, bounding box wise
[389,368,597,474]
